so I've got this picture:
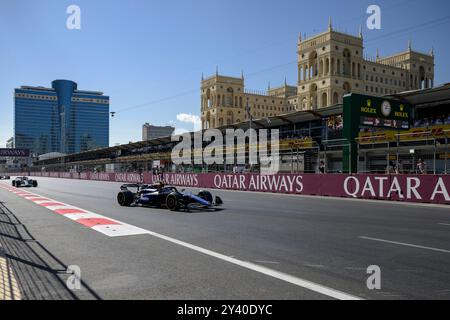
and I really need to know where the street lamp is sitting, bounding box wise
[246,98,254,172]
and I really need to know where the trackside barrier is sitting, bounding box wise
[7,172,450,205]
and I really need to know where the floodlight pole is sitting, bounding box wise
[246,98,253,172]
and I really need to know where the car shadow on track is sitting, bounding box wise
[0,201,101,300]
[127,205,226,216]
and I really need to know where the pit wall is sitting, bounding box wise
[7,172,450,205]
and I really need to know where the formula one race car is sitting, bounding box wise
[0,175,10,180]
[12,176,38,188]
[117,182,223,211]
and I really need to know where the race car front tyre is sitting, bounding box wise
[117,191,134,206]
[198,190,213,203]
[32,180,38,187]
[12,181,15,187]
[215,196,223,205]
[166,194,180,211]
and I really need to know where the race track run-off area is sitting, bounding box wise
[0,176,450,300]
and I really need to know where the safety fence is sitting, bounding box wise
[7,172,450,205]
[356,128,450,174]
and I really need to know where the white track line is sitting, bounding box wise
[143,229,362,300]
[360,236,450,254]
[438,223,450,226]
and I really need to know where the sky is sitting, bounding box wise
[1,0,450,147]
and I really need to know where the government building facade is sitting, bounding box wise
[201,20,435,129]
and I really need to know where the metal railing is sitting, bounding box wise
[356,130,450,174]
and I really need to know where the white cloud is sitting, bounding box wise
[177,113,201,125]
[176,113,202,131]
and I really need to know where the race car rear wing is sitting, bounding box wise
[120,184,142,190]
[120,183,156,191]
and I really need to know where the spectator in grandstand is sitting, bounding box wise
[434,117,444,125]
[416,159,427,174]
[396,160,403,174]
[414,119,425,127]
[319,161,326,174]
[387,161,395,174]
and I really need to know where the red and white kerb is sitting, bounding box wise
[0,183,149,238]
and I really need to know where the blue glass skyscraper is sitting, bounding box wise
[14,80,109,155]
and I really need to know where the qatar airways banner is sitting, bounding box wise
[28,172,145,183]
[17,172,450,205]
[147,173,450,205]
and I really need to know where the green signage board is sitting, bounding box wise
[343,94,412,173]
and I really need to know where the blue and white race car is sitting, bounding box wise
[117,182,223,211]
[12,176,38,188]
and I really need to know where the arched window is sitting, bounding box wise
[206,89,212,108]
[321,92,328,108]
[419,66,426,89]
[342,49,351,76]
[302,97,307,109]
[309,51,318,78]
[226,87,234,107]
[333,92,339,105]
[343,82,351,94]
[227,111,234,124]
[310,84,318,109]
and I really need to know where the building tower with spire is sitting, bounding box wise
[296,18,434,111]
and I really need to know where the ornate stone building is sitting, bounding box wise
[201,19,435,129]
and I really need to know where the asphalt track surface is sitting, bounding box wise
[0,176,450,300]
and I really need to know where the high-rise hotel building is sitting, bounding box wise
[14,80,109,155]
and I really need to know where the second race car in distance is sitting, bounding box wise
[12,176,38,187]
[0,175,11,180]
[117,182,223,211]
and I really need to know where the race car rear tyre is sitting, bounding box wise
[117,191,134,207]
[198,190,213,203]
[32,180,38,187]
[166,194,180,211]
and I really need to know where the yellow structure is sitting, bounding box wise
[201,19,435,129]
[200,72,298,129]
